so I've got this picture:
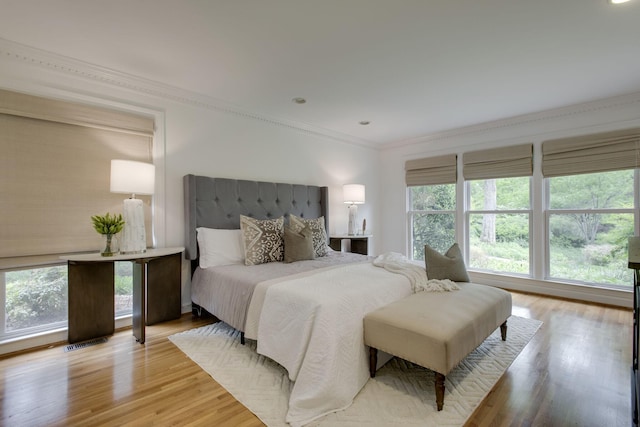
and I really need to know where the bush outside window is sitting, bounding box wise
[408,184,456,260]
[547,170,634,287]
[467,177,531,275]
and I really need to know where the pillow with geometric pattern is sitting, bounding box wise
[240,215,284,265]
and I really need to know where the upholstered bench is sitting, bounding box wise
[363,282,512,411]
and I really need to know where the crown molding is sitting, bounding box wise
[0,38,376,150]
[383,90,640,151]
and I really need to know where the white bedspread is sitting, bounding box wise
[246,261,412,426]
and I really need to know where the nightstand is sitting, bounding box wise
[329,235,371,256]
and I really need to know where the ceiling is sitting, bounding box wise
[1,0,639,147]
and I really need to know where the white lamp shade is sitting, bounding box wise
[110,160,155,195]
[343,184,365,204]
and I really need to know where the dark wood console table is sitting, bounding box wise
[62,247,184,344]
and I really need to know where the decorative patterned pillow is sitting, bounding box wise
[240,215,284,265]
[283,225,315,263]
[289,214,328,257]
[424,243,470,282]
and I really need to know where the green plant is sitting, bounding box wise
[91,213,124,235]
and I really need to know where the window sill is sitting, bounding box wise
[0,315,133,357]
[469,270,632,308]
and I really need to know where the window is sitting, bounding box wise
[547,170,634,287]
[542,127,640,289]
[0,89,153,341]
[405,129,640,292]
[463,144,533,276]
[467,177,531,275]
[405,153,458,261]
[409,184,456,260]
[1,263,133,341]
[3,266,68,337]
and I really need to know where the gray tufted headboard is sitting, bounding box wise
[183,174,329,260]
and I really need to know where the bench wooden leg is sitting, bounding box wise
[369,347,378,378]
[500,320,507,341]
[435,372,445,411]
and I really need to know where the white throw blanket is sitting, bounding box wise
[373,252,460,292]
[246,262,412,426]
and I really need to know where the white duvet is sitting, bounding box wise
[245,261,412,426]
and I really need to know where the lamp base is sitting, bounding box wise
[347,204,358,236]
[120,198,147,254]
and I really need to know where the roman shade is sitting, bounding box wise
[542,128,640,177]
[0,89,154,269]
[405,154,457,186]
[463,144,533,180]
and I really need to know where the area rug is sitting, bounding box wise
[169,315,542,426]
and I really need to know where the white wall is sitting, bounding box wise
[163,103,380,306]
[378,91,640,307]
[0,40,379,324]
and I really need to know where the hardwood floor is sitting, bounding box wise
[0,291,632,427]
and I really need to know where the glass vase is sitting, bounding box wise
[101,234,119,256]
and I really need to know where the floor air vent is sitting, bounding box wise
[64,337,108,352]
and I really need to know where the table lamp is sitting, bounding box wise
[110,160,155,254]
[343,184,365,236]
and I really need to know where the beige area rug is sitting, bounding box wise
[169,315,542,427]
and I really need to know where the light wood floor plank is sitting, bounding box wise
[0,291,632,426]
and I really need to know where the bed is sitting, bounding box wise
[183,174,413,426]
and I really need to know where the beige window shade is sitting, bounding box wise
[0,90,153,268]
[463,144,533,180]
[405,154,457,186]
[542,128,640,177]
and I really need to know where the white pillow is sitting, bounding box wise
[196,227,244,268]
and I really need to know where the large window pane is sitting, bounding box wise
[549,213,633,286]
[547,170,634,288]
[470,177,530,210]
[469,213,530,274]
[3,261,133,338]
[412,213,455,260]
[115,262,133,317]
[409,184,456,261]
[549,170,633,209]
[410,184,455,211]
[467,177,531,275]
[5,265,68,333]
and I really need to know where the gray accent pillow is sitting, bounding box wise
[284,225,315,263]
[289,214,328,257]
[240,215,284,265]
[424,243,470,282]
